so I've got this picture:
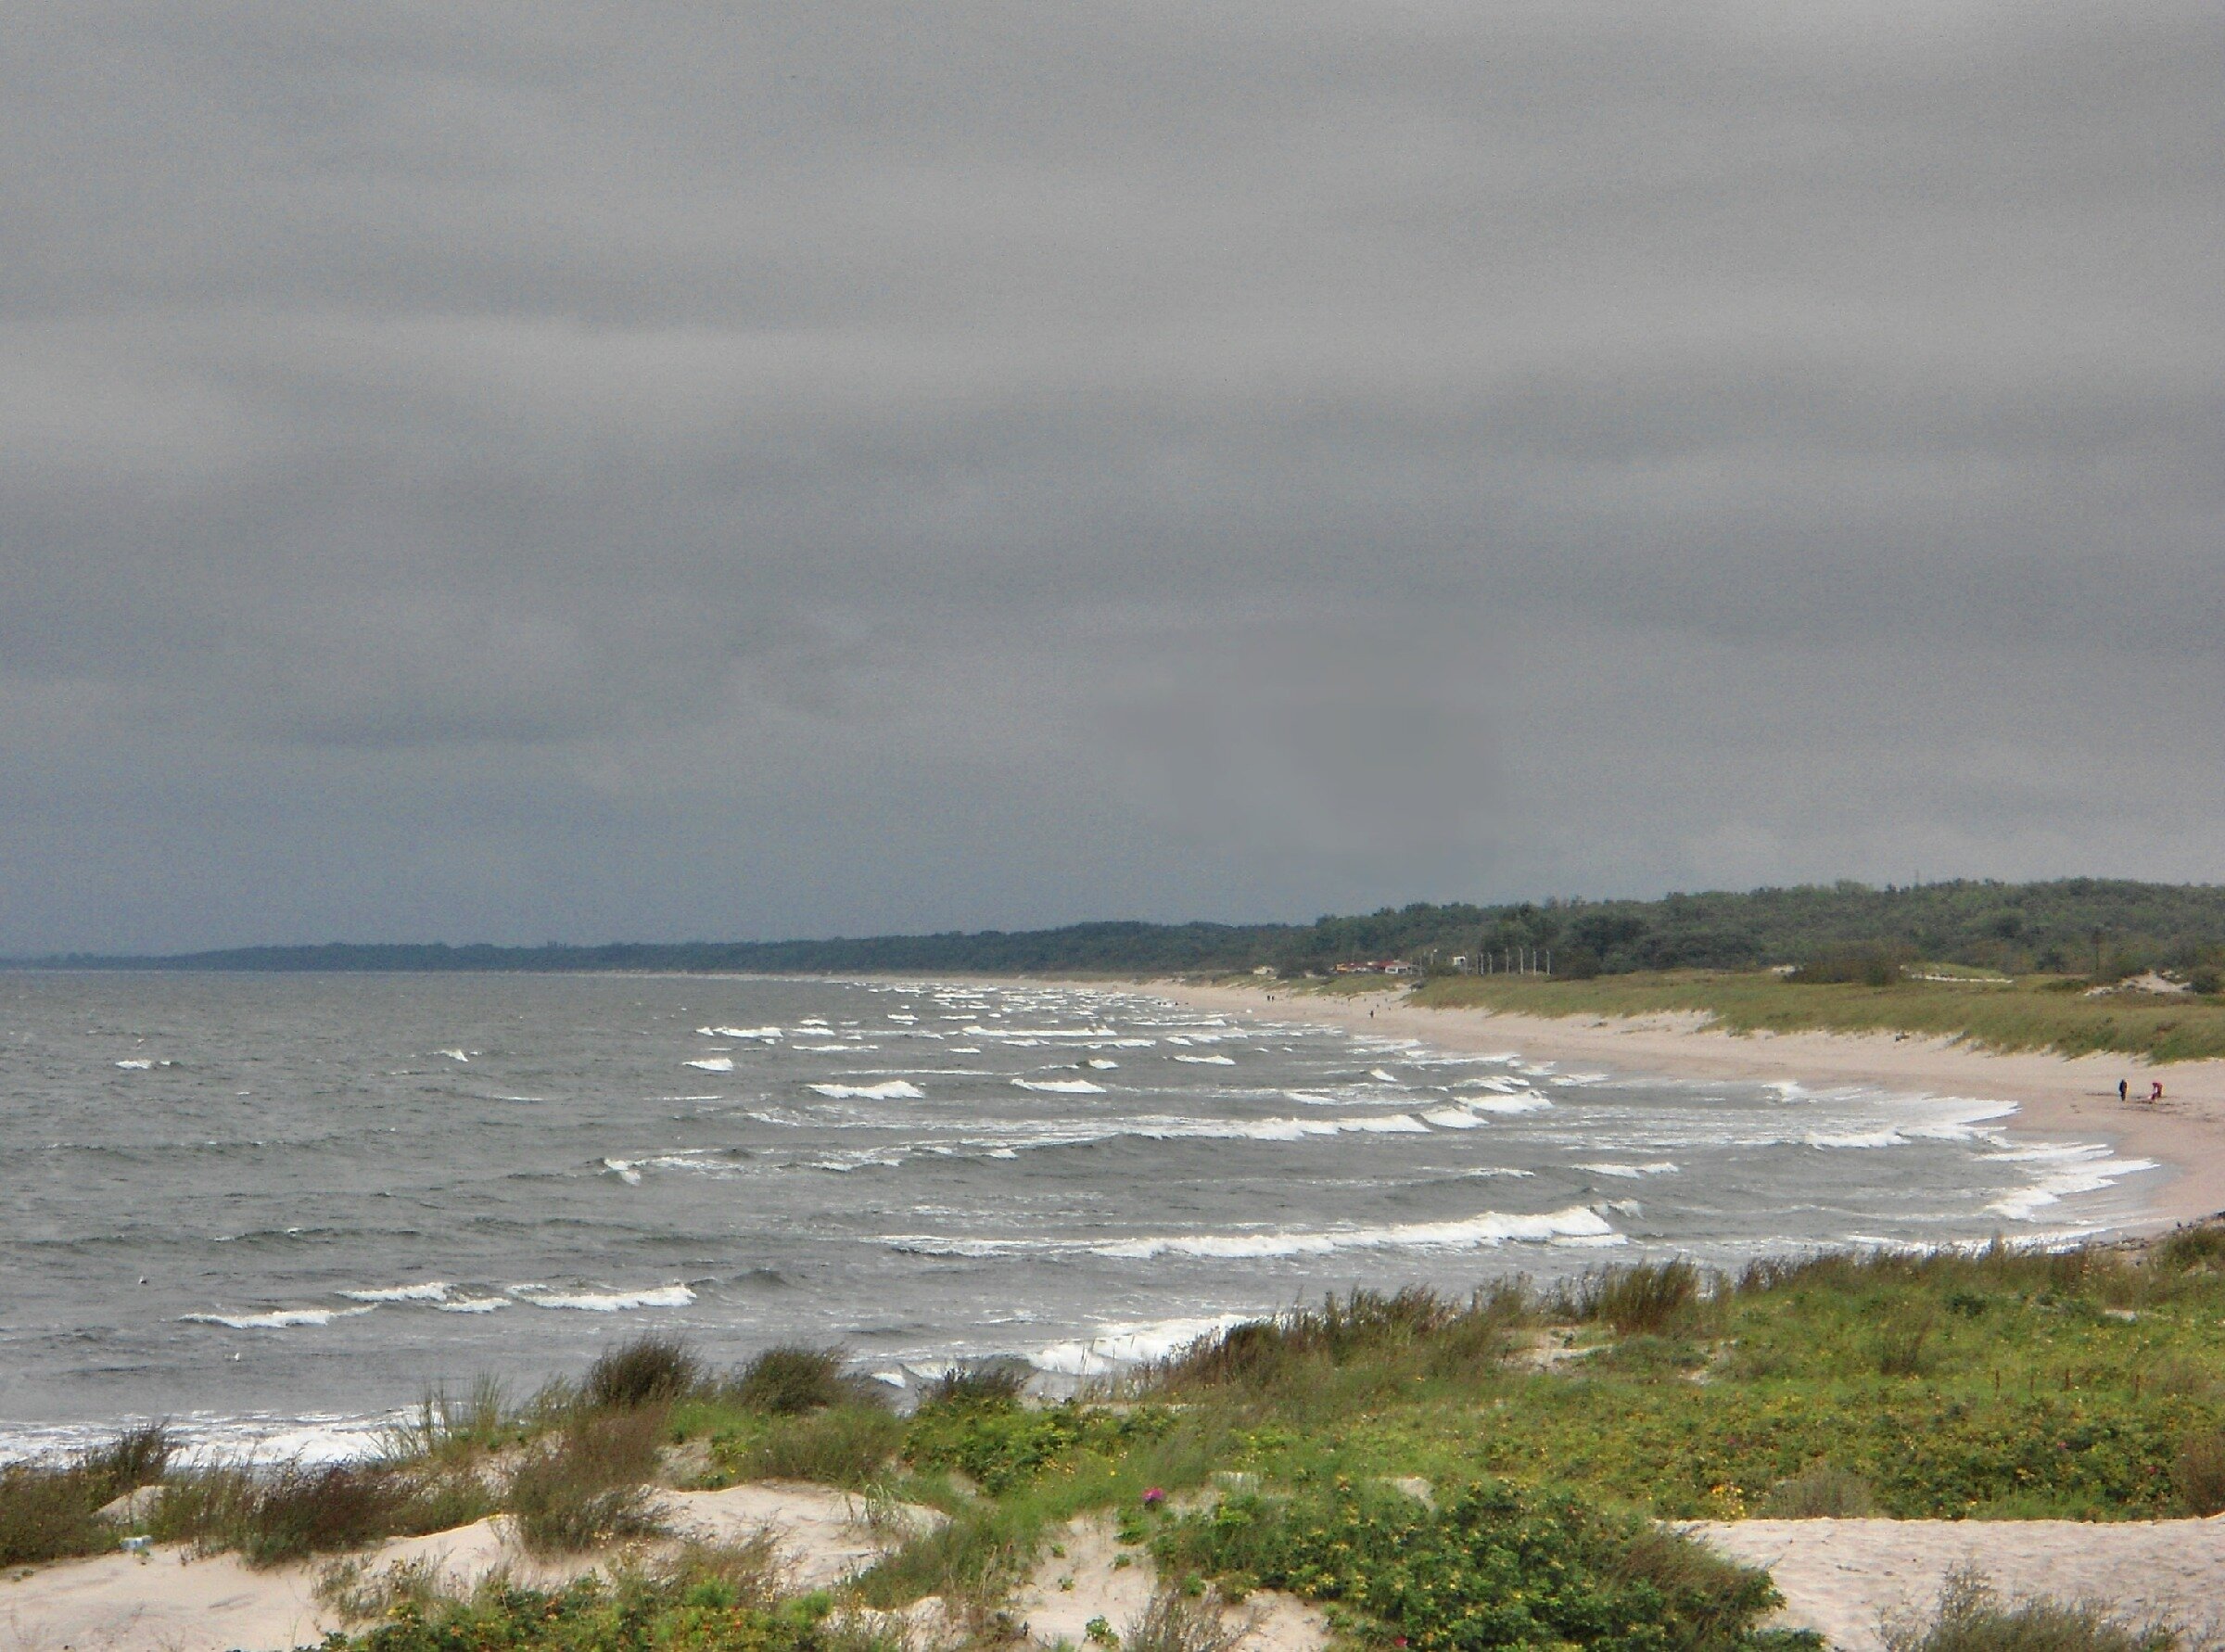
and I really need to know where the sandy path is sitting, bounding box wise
[1695,1517,2225,1649]
[0,1482,935,1652]
[1149,980,2225,1229]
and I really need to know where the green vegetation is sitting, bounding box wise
[14,1245,2225,1649]
[33,877,2225,985]
[0,1421,172,1565]
[1410,969,2225,1061]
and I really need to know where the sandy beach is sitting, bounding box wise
[1150,979,2225,1231]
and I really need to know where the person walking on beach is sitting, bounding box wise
[2120,1078,2130,1102]
[2151,1079,2165,1102]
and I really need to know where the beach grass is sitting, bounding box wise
[1400,970,2225,1061]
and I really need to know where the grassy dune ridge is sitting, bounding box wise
[11,1233,2225,1649]
[1398,971,2225,1063]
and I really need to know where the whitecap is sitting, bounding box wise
[115,1059,155,1070]
[1421,1107,1486,1129]
[433,1296,511,1314]
[1367,1068,1402,1084]
[1086,1059,1118,1070]
[1174,1054,1235,1065]
[438,1048,470,1063]
[1468,1093,1553,1114]
[183,1306,376,1329]
[1012,1078,1106,1094]
[699,1025,782,1041]
[1093,1203,1619,1260]
[685,1057,735,1073]
[339,1281,452,1303]
[603,1158,643,1185]
[807,1079,923,1100]
[1579,1162,1680,1179]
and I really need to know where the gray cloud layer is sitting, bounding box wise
[4,3,2220,950]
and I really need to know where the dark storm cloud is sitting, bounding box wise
[3,2,2220,949]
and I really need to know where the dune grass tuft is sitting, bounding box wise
[731,1344,853,1416]
[584,1334,703,1410]
[0,1423,175,1566]
[1880,1569,2194,1652]
[1755,1464,1879,1518]
[506,1405,669,1555]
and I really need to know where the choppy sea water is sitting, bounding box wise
[0,971,2158,1461]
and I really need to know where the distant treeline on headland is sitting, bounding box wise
[27,878,2225,980]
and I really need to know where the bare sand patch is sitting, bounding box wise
[1014,1513,1327,1652]
[0,1481,938,1652]
[1694,1516,2225,1650]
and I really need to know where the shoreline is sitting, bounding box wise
[1148,977,2225,1233]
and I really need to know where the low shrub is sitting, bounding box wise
[1156,1479,1803,1652]
[723,1406,905,1489]
[1755,1464,1879,1519]
[584,1334,702,1410]
[0,1424,177,1565]
[333,1569,888,1652]
[1573,1262,1703,1335]
[506,1407,669,1555]
[154,1460,492,1567]
[1880,1569,2182,1652]
[2172,1429,2225,1516]
[733,1344,852,1416]
[1874,1304,1938,1378]
[904,1400,1176,1495]
[2155,1226,2225,1274]
[920,1363,1030,1409]
[1787,944,1912,986]
[1121,1586,1250,1652]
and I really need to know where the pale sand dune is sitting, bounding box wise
[0,1482,936,1652]
[1151,980,2225,1227]
[1695,1517,2225,1650]
[1013,1512,1327,1652]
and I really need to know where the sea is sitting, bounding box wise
[0,971,2160,1464]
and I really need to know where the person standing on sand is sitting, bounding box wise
[2120,1078,2130,1102]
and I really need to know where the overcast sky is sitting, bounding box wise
[4,3,2220,952]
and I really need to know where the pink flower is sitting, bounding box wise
[1142,1487,1167,1506]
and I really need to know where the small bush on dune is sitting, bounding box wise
[1121,1586,1251,1652]
[1756,1464,1879,1519]
[154,1458,493,1567]
[584,1334,702,1410]
[1880,1569,2185,1652]
[1873,1303,1939,1378]
[2172,1429,2225,1517]
[733,1344,853,1415]
[921,1363,1030,1409]
[1570,1260,1703,1336]
[725,1406,905,1489]
[0,1424,175,1566]
[506,1406,669,1555]
[1151,1285,1529,1394]
[2155,1225,2225,1275]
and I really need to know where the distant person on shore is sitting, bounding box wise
[2151,1080,2165,1102]
[2120,1078,2130,1102]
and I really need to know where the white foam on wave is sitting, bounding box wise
[508,1282,695,1312]
[1174,1054,1236,1065]
[685,1057,735,1073]
[1368,1068,1402,1084]
[182,1306,376,1330]
[1086,1059,1118,1069]
[438,1048,470,1063]
[1985,1145,2160,1221]
[340,1281,452,1303]
[1421,1107,1485,1129]
[1094,1203,1619,1260]
[1012,1077,1106,1094]
[115,1059,155,1070]
[434,1296,510,1314]
[1579,1161,1680,1179]
[1031,1314,1253,1376]
[604,1158,643,1184]
[807,1080,924,1100]
[1467,1092,1553,1114]
[700,1025,782,1040]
